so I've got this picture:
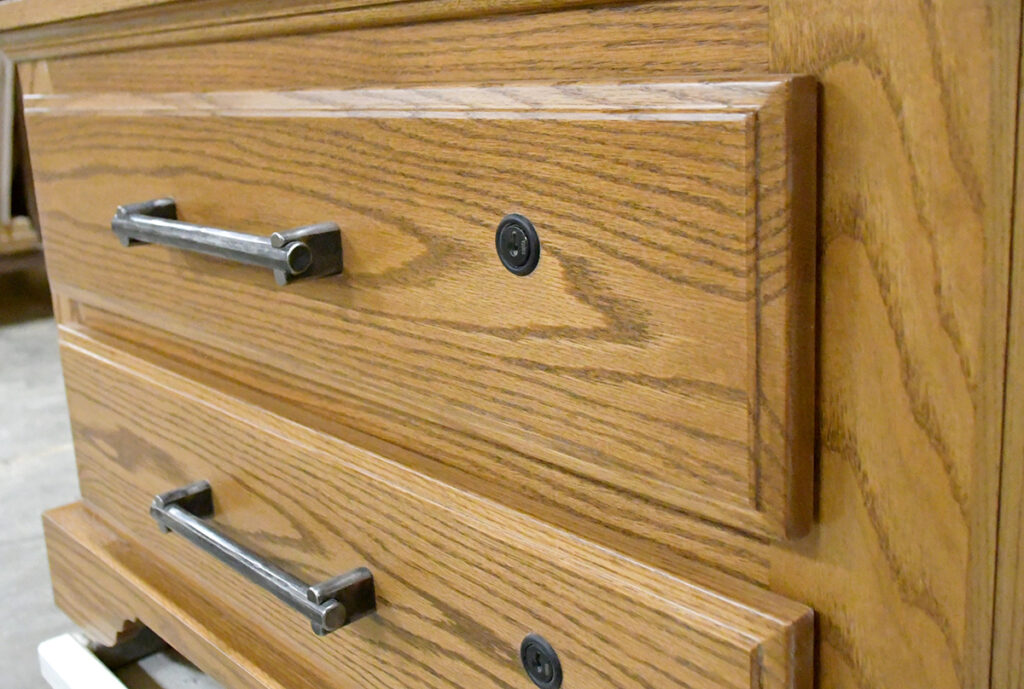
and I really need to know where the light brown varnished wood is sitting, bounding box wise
[767,2,1022,689]
[22,80,795,114]
[10,2,1023,688]
[993,6,1024,687]
[0,0,767,63]
[44,502,319,689]
[0,0,180,31]
[27,78,816,540]
[62,297,774,584]
[994,224,1024,686]
[17,0,769,94]
[55,330,813,689]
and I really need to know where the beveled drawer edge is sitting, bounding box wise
[57,323,813,689]
[22,79,791,117]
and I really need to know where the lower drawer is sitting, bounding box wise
[52,330,812,689]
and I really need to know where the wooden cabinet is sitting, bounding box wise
[3,1,1020,689]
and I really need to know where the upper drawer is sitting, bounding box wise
[26,77,816,538]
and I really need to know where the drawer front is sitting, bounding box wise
[57,331,812,689]
[28,78,814,539]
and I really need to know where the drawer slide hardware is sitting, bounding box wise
[150,480,375,635]
[112,198,343,285]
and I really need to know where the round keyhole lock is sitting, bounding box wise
[496,214,540,276]
[520,633,562,689]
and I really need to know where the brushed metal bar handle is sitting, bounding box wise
[150,481,375,635]
[112,198,343,285]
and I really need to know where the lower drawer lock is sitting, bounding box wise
[520,633,563,689]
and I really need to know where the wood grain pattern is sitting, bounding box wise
[27,78,815,540]
[11,2,1022,689]
[22,80,796,115]
[62,297,774,584]
[20,0,768,94]
[55,331,813,689]
[995,232,1024,686]
[993,6,1024,687]
[767,2,1021,689]
[0,0,767,63]
[44,502,314,689]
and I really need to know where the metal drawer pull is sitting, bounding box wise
[151,481,375,635]
[112,198,343,285]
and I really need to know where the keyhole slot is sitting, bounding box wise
[496,214,540,275]
[520,633,562,689]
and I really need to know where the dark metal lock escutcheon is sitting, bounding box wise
[520,633,562,689]
[496,214,540,276]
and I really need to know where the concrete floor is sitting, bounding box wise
[1,267,79,688]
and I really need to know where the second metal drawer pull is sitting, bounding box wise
[112,198,343,285]
[150,480,375,635]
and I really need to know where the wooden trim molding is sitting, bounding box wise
[0,0,766,61]
[992,4,1024,686]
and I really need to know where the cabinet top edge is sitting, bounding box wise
[0,0,763,60]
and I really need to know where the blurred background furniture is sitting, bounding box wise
[0,50,38,272]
